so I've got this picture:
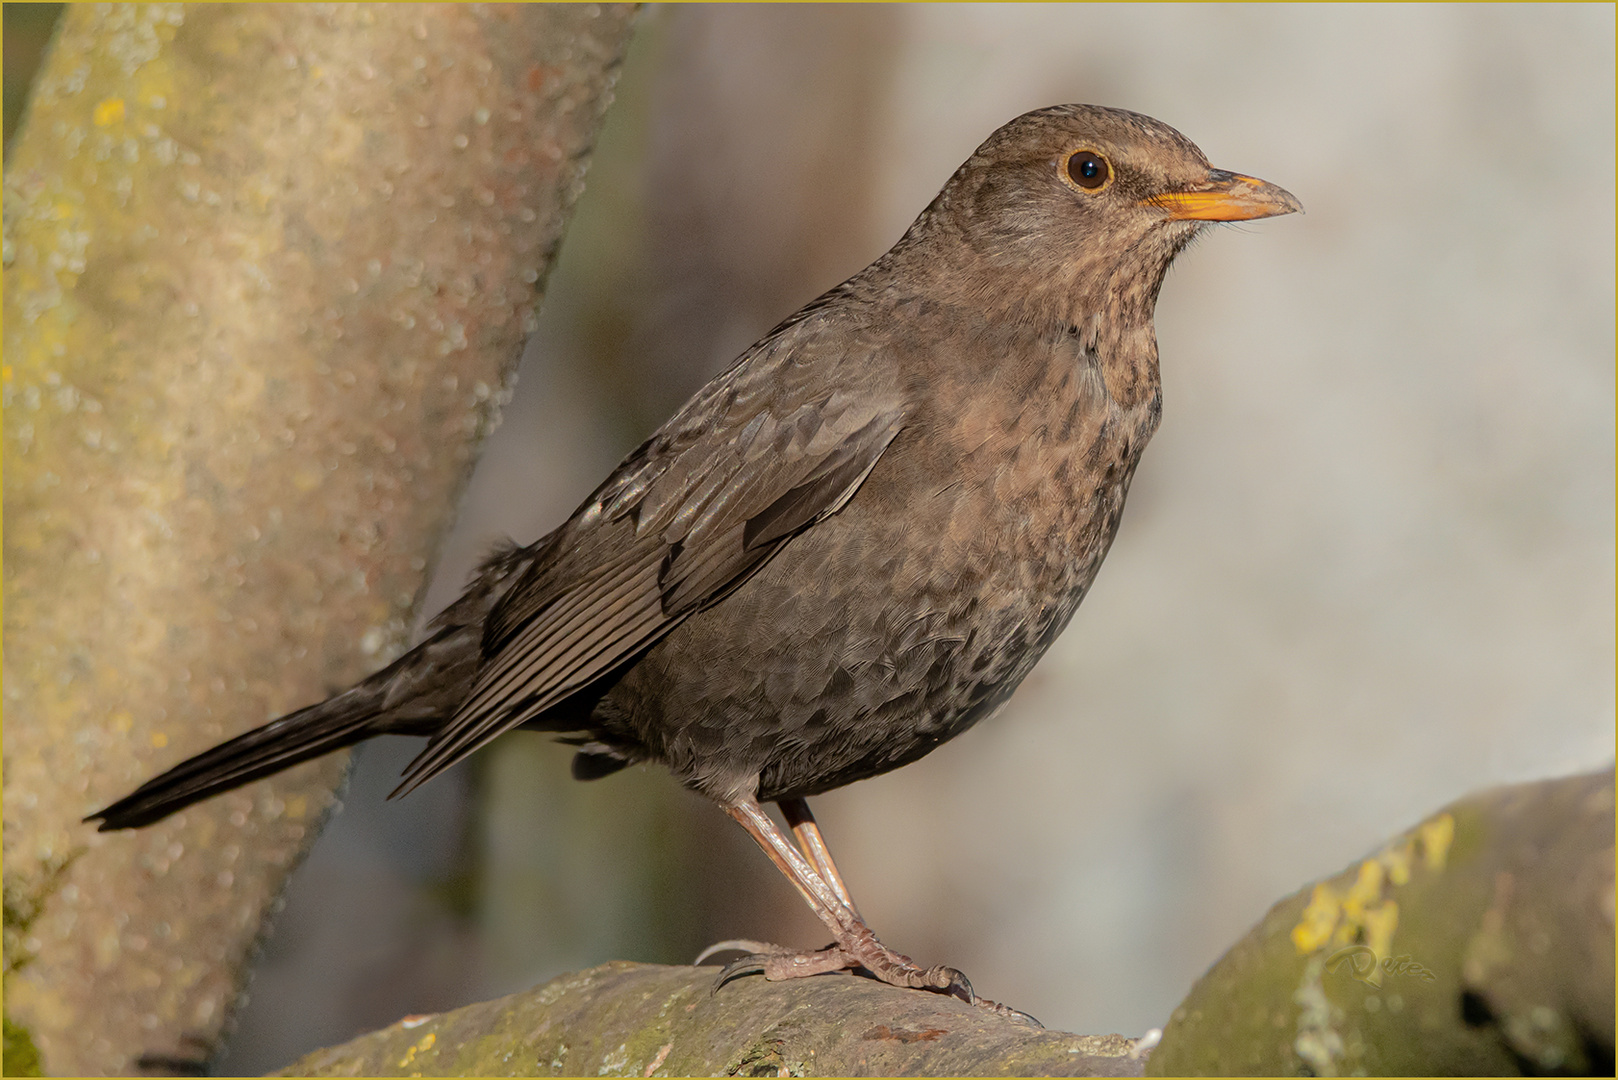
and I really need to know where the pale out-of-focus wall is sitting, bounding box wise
[217,4,1612,1069]
[815,2,1614,1029]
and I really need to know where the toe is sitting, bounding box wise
[972,996,1044,1027]
[924,965,973,1000]
[762,946,857,981]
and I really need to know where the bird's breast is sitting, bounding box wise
[917,326,1160,588]
[815,326,1162,727]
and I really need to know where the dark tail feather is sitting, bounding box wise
[86,550,527,831]
[85,684,403,831]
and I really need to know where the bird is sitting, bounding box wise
[88,103,1300,1014]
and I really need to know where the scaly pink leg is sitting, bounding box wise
[779,796,861,919]
[717,795,968,998]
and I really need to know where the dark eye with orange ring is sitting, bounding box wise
[1065,149,1110,191]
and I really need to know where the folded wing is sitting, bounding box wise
[392,338,906,797]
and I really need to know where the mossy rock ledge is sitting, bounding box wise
[280,961,1145,1077]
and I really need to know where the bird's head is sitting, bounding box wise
[899,104,1301,328]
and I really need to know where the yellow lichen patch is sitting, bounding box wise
[150,731,168,749]
[1419,813,1454,870]
[1381,836,1415,886]
[397,1030,437,1071]
[1338,859,1384,925]
[1292,803,1452,978]
[1361,899,1399,961]
[1292,882,1341,953]
[93,97,127,126]
[1293,855,1404,961]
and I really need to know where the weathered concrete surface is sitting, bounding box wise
[1151,769,1615,1076]
[282,962,1148,1077]
[2,4,636,1074]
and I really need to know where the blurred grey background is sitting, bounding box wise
[10,3,1613,1072]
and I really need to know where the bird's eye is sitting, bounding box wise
[1065,149,1111,191]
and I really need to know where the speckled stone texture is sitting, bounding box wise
[281,961,1148,1077]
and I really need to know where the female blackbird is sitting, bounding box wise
[90,104,1299,1011]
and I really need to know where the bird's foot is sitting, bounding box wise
[711,942,857,989]
[833,922,974,1000]
[695,939,850,989]
[710,931,970,1000]
[706,935,1041,1025]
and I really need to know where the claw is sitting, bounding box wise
[693,938,783,966]
[712,953,770,991]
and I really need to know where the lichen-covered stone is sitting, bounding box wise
[283,961,1148,1077]
[1151,769,1615,1076]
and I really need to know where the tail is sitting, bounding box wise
[87,539,548,831]
[86,686,400,831]
[86,618,489,831]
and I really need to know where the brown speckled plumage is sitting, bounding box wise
[90,104,1298,1009]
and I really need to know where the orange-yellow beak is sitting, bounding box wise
[1146,169,1302,221]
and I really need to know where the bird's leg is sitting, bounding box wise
[696,796,858,966]
[778,796,861,919]
[719,795,971,999]
[690,797,852,967]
